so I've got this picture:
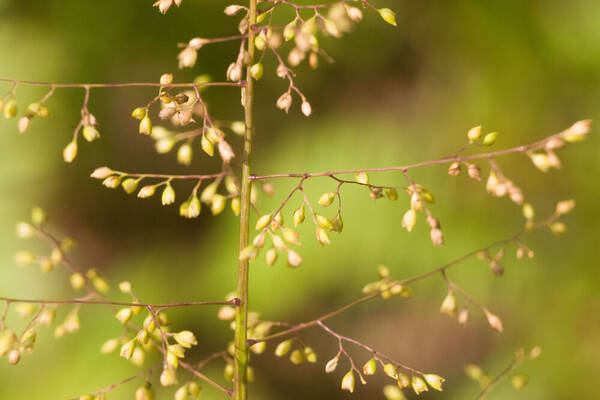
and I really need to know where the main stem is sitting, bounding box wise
[234,1,256,399]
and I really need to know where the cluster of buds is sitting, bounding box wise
[326,349,443,396]
[63,110,100,163]
[401,184,443,246]
[153,0,182,15]
[274,338,318,366]
[16,101,51,134]
[361,265,413,299]
[91,167,241,219]
[485,167,525,205]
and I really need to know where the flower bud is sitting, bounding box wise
[424,374,445,391]
[274,339,292,357]
[363,358,377,375]
[287,249,302,267]
[482,132,498,146]
[174,330,198,348]
[293,205,305,226]
[325,356,339,373]
[201,135,214,157]
[139,115,152,135]
[250,63,264,80]
[529,153,551,172]
[3,98,17,118]
[411,375,428,395]
[138,185,157,199]
[8,349,20,365]
[122,178,140,194]
[345,5,363,21]
[160,368,177,387]
[115,308,133,324]
[276,92,293,113]
[103,175,122,189]
[0,329,17,357]
[91,166,114,179]
[458,308,469,325]
[82,125,100,142]
[290,348,305,364]
[468,125,482,142]
[231,197,241,215]
[561,119,590,142]
[440,291,456,316]
[316,214,333,230]
[401,209,417,232]
[135,385,154,400]
[301,100,312,117]
[316,227,331,245]
[100,338,119,354]
[556,199,575,215]
[377,8,397,26]
[18,116,31,134]
[448,162,461,176]
[341,370,355,393]
[318,192,335,207]
[120,339,135,360]
[131,107,147,120]
[430,228,444,246]
[218,140,236,163]
[304,346,317,363]
[265,248,278,266]
[162,184,176,205]
[178,47,198,69]
[484,311,503,332]
[467,163,481,180]
[384,363,398,379]
[522,203,534,220]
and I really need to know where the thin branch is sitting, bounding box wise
[0,297,240,309]
[0,78,245,89]
[250,127,576,181]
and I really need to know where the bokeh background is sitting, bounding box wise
[1,0,599,399]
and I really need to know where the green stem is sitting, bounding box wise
[234,1,257,399]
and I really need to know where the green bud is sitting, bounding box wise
[187,382,201,396]
[318,192,335,206]
[131,107,147,120]
[102,175,122,189]
[397,373,410,388]
[465,364,484,381]
[423,374,444,391]
[290,349,305,364]
[82,125,100,142]
[174,330,198,348]
[304,346,317,363]
[92,277,110,293]
[284,21,296,41]
[411,375,428,395]
[250,63,264,80]
[200,181,218,204]
[511,374,529,389]
[174,386,188,400]
[230,121,245,136]
[363,358,377,375]
[383,385,405,400]
[384,363,398,379]
[231,197,241,215]
[122,178,140,194]
[316,227,330,245]
[341,370,355,393]
[211,194,226,215]
[274,339,293,357]
[115,308,133,324]
[135,385,154,400]
[256,214,272,230]
[522,203,534,220]
[224,363,234,381]
[160,368,177,387]
[100,338,120,354]
[69,273,85,290]
[482,132,498,146]
[119,339,135,360]
[378,8,397,26]
[201,134,215,156]
[3,98,17,118]
[385,188,398,201]
[139,115,152,135]
[316,214,333,230]
[0,329,17,357]
[31,207,46,227]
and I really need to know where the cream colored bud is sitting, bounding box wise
[467,163,481,180]
[211,194,226,215]
[139,115,152,135]
[401,209,417,232]
[355,171,369,184]
[485,311,503,332]
[556,199,575,215]
[345,5,363,21]
[18,116,31,134]
[550,221,567,235]
[430,228,444,246]
[316,214,333,230]
[265,248,278,266]
[177,143,193,166]
[100,338,120,354]
[377,8,397,26]
[218,306,236,320]
[486,170,499,193]
[384,363,398,379]
[91,166,114,179]
[316,227,331,245]
[178,47,197,69]
[287,249,302,267]
[160,368,177,386]
[8,349,20,365]
[276,63,288,79]
[227,62,243,82]
[276,92,293,113]
[115,308,133,324]
[16,221,35,239]
[274,339,292,357]
[508,186,524,205]
[458,308,469,325]
[529,153,551,172]
[138,185,157,199]
[448,162,461,176]
[224,4,245,15]
[160,73,174,85]
[218,140,235,163]
[562,119,591,142]
[325,356,339,373]
[301,100,312,116]
[440,291,456,316]
[158,105,176,120]
[102,175,122,189]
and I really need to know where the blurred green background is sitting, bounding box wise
[1,0,599,399]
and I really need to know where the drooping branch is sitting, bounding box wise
[0,297,239,309]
